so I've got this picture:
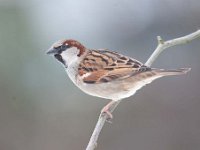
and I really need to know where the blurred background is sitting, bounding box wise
[0,0,200,150]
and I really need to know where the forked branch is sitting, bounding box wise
[86,30,200,150]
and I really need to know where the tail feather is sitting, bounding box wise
[153,68,191,76]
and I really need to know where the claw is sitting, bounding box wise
[101,107,113,120]
[101,100,116,122]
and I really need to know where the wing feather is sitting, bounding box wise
[78,49,148,84]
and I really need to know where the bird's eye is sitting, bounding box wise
[54,44,71,53]
[61,44,71,50]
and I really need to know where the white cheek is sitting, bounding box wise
[60,47,79,65]
[60,52,69,62]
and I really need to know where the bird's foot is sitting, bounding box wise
[101,106,113,119]
[101,100,116,123]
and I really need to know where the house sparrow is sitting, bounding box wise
[47,39,190,118]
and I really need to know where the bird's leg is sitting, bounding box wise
[101,100,117,121]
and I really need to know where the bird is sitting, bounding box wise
[46,39,191,119]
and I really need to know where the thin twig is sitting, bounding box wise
[86,101,121,150]
[145,30,200,66]
[86,30,200,150]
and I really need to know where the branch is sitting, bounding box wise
[86,30,200,150]
[145,30,200,66]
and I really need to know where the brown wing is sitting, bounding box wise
[78,49,149,84]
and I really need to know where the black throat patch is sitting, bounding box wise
[54,54,65,65]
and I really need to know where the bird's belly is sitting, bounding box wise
[77,75,161,101]
[78,82,134,101]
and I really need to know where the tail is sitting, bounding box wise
[153,68,191,76]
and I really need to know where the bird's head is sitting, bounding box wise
[46,39,86,68]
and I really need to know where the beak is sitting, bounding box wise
[46,48,57,55]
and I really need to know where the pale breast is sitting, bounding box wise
[75,71,163,101]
